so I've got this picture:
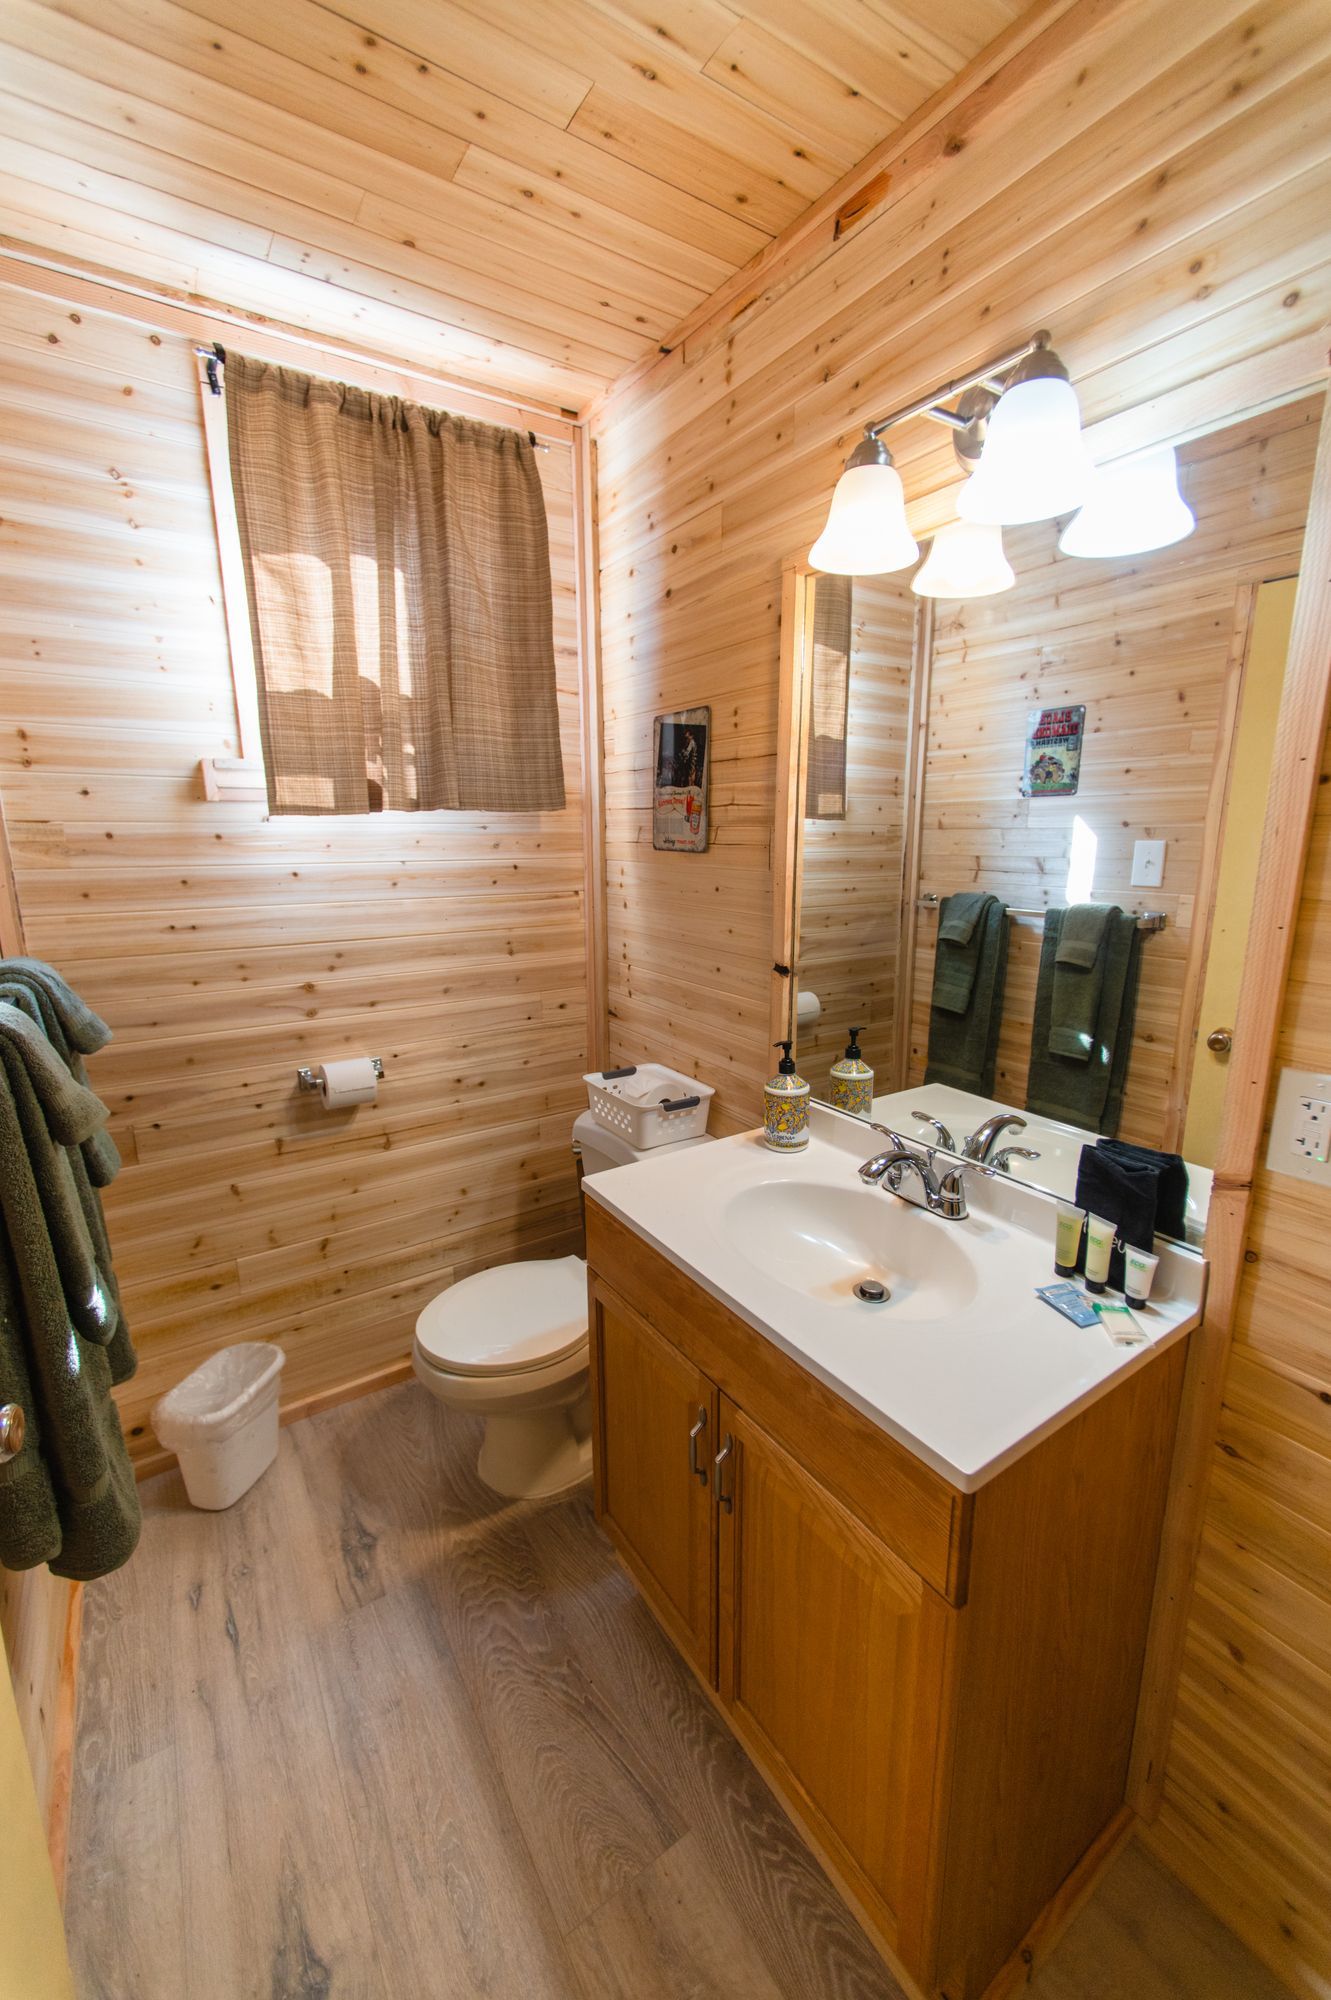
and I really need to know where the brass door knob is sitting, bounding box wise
[0,1403,24,1464]
[1206,1028,1233,1054]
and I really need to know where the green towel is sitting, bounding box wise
[1049,903,1116,1061]
[1025,909,1143,1135]
[924,896,1009,1096]
[0,1004,139,1581]
[0,964,120,1186]
[932,891,999,1014]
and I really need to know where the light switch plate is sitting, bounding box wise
[1266,1068,1331,1182]
[1132,838,1166,887]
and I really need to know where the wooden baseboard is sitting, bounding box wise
[132,1354,415,1483]
[47,1580,82,1900]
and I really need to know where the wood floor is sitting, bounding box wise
[65,1383,1292,2000]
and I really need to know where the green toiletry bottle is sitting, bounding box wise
[764,1040,810,1152]
[830,1025,874,1118]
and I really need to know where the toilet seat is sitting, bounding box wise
[414,1255,587,1378]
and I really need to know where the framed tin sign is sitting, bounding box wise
[1021,704,1086,797]
[652,706,710,852]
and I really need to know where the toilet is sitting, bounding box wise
[412,1108,712,1499]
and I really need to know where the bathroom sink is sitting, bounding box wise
[718,1178,980,1321]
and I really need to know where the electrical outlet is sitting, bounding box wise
[1131,838,1166,887]
[1292,1096,1331,1162]
[1267,1068,1331,1182]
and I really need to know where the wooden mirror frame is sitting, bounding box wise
[772,374,1331,1826]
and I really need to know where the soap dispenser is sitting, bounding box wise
[764,1040,810,1152]
[830,1025,874,1118]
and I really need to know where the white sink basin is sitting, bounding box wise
[719,1179,980,1321]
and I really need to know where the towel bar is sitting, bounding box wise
[0,1403,24,1464]
[917,894,1166,933]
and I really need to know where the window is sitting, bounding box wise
[199,349,565,816]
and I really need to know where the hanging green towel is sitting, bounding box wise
[1026,909,1143,1135]
[924,895,1009,1096]
[1048,903,1116,1060]
[0,1004,139,1581]
[0,962,120,1186]
[932,891,998,1014]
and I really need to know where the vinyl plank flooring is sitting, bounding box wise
[65,1381,1296,2000]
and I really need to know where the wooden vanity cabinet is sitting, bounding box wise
[587,1199,1188,2000]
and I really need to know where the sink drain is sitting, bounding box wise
[853,1278,891,1304]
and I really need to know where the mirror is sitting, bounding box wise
[779,395,1325,1244]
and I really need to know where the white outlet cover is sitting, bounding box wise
[1132,838,1166,887]
[1266,1067,1331,1182]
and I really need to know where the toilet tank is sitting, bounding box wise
[573,1108,712,1179]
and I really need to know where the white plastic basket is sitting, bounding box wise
[584,1063,714,1149]
[152,1342,285,1511]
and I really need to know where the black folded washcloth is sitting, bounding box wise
[1096,1138,1189,1241]
[1073,1145,1160,1291]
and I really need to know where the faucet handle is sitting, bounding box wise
[911,1111,955,1151]
[934,1160,975,1220]
[992,1145,1041,1174]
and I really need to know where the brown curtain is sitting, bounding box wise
[805,572,852,819]
[223,353,565,815]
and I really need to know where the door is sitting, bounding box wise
[1184,576,1298,1163]
[1,1645,75,1999]
[590,1285,718,1680]
[715,1399,950,1960]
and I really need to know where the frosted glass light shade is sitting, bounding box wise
[1058,446,1195,558]
[911,520,1015,599]
[809,461,919,575]
[958,374,1093,526]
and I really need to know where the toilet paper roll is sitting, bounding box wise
[316,1056,379,1110]
[796,988,822,1027]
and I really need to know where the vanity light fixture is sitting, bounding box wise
[957,343,1093,526]
[808,433,918,575]
[1058,445,1196,558]
[810,330,1085,575]
[911,519,1015,599]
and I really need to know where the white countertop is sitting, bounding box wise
[585,1103,1206,1491]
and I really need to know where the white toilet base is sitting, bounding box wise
[477,1388,593,1500]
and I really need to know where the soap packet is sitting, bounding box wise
[1035,1281,1099,1329]
[1093,1301,1150,1348]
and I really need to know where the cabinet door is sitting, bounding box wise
[716,1398,950,1962]
[590,1285,718,1681]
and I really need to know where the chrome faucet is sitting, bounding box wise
[992,1144,1041,1174]
[858,1144,973,1220]
[910,1111,956,1150]
[961,1112,1028,1163]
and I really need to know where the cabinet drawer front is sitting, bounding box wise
[591,1289,717,1680]
[718,1401,949,1951]
[588,1201,970,1602]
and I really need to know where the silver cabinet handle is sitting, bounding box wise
[1206,1028,1233,1054]
[0,1403,25,1465]
[714,1434,735,1512]
[688,1406,709,1486]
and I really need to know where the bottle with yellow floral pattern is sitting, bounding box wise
[764,1040,810,1151]
[829,1026,874,1118]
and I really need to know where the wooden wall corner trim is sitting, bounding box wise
[0,786,26,957]
[1128,385,1331,1817]
[577,427,609,1071]
[46,1582,82,1900]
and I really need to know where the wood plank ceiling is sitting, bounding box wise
[0,0,1023,412]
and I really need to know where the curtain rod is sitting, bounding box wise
[193,343,547,449]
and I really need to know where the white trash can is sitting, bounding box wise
[152,1343,286,1510]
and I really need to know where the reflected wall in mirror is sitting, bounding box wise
[780,396,1324,1242]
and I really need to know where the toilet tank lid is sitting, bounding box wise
[573,1108,713,1169]
[415,1255,587,1375]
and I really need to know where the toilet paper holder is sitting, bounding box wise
[296,1057,384,1094]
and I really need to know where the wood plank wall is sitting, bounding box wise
[1143,705,1331,1995]
[0,1567,76,1846]
[592,0,1331,1987]
[796,574,913,1092]
[0,277,589,1463]
[907,402,1319,1146]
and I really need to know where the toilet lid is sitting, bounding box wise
[415,1255,588,1377]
